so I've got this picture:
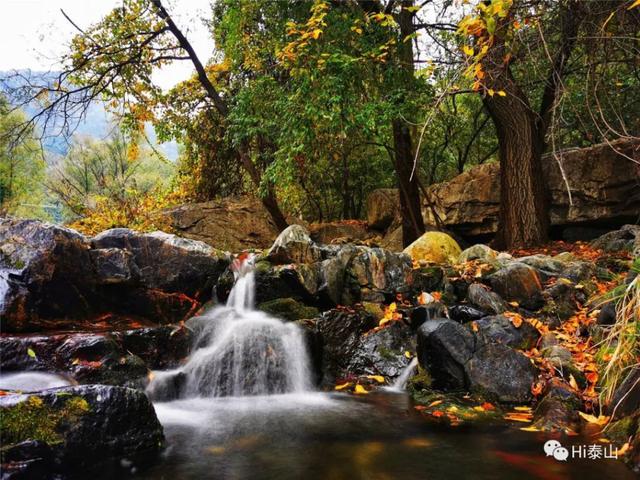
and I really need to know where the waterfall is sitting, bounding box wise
[387,358,419,392]
[148,255,312,398]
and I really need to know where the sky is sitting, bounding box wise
[0,0,214,90]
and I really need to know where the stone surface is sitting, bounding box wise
[0,219,230,332]
[267,225,323,265]
[473,315,540,350]
[403,231,462,264]
[308,222,370,244]
[366,189,400,231]
[458,244,499,264]
[487,262,543,310]
[591,224,640,255]
[0,385,164,477]
[466,283,506,315]
[532,378,581,432]
[424,140,640,240]
[448,304,486,324]
[162,195,289,251]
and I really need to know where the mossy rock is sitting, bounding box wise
[257,298,319,321]
[0,395,90,446]
[605,414,639,445]
[403,232,462,265]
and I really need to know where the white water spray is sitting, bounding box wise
[148,255,312,398]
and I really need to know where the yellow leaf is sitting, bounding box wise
[27,348,37,359]
[615,442,630,455]
[497,90,507,97]
[354,384,369,395]
[520,426,542,432]
[428,400,443,408]
[569,374,579,390]
[366,375,385,384]
[487,89,495,97]
[405,351,412,358]
[578,412,610,425]
[628,0,640,10]
[334,382,351,391]
[311,29,323,39]
[463,45,474,56]
[514,406,532,412]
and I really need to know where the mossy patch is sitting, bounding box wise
[258,298,319,321]
[0,395,90,446]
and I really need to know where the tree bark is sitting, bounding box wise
[393,0,425,246]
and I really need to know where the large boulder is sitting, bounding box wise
[162,195,285,251]
[403,231,462,264]
[267,225,322,264]
[417,318,537,403]
[590,224,640,255]
[0,385,163,477]
[0,219,230,332]
[425,140,640,240]
[366,189,400,231]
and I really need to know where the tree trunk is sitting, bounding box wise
[393,0,425,247]
[483,87,549,249]
[393,119,425,246]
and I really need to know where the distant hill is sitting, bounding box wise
[0,70,178,160]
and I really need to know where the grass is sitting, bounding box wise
[597,258,640,417]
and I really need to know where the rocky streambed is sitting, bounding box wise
[1,218,640,478]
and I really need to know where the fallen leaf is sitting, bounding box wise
[431,410,444,418]
[615,442,630,455]
[481,402,496,411]
[569,374,579,390]
[577,412,609,426]
[354,384,369,395]
[366,375,385,384]
[334,382,351,391]
[27,348,37,359]
[404,351,412,359]
[428,400,443,408]
[520,426,542,432]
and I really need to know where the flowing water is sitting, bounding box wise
[140,258,635,480]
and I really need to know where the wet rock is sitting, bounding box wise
[417,319,476,391]
[591,224,640,255]
[266,225,322,265]
[541,279,584,321]
[532,378,581,432]
[597,302,618,326]
[466,343,536,403]
[0,385,163,476]
[457,244,499,264]
[403,231,462,264]
[113,325,192,369]
[254,262,318,306]
[346,247,413,303]
[487,262,543,310]
[367,189,399,231]
[448,305,485,324]
[410,266,447,295]
[346,322,415,379]
[607,367,640,419]
[467,283,506,315]
[314,308,378,385]
[0,219,230,332]
[0,440,55,479]
[410,303,447,330]
[257,298,320,322]
[473,315,540,350]
[518,254,595,283]
[145,370,187,402]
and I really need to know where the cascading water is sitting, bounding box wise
[148,255,312,398]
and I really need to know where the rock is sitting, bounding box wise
[487,262,543,310]
[448,305,486,324]
[591,224,640,255]
[267,225,322,264]
[542,345,572,363]
[314,308,378,385]
[346,322,416,380]
[380,226,403,252]
[532,378,581,432]
[410,266,447,294]
[162,195,290,251]
[0,326,190,384]
[366,189,400,231]
[607,367,640,419]
[467,283,507,315]
[417,319,476,390]
[466,343,536,403]
[458,244,499,264]
[424,139,640,240]
[308,222,370,244]
[257,298,320,321]
[541,279,584,321]
[539,332,559,350]
[474,315,540,350]
[597,302,617,325]
[403,231,462,264]
[0,385,163,476]
[518,254,594,283]
[0,219,230,332]
[410,303,447,330]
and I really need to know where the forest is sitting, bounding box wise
[0,1,639,479]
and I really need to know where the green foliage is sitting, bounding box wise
[0,97,48,218]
